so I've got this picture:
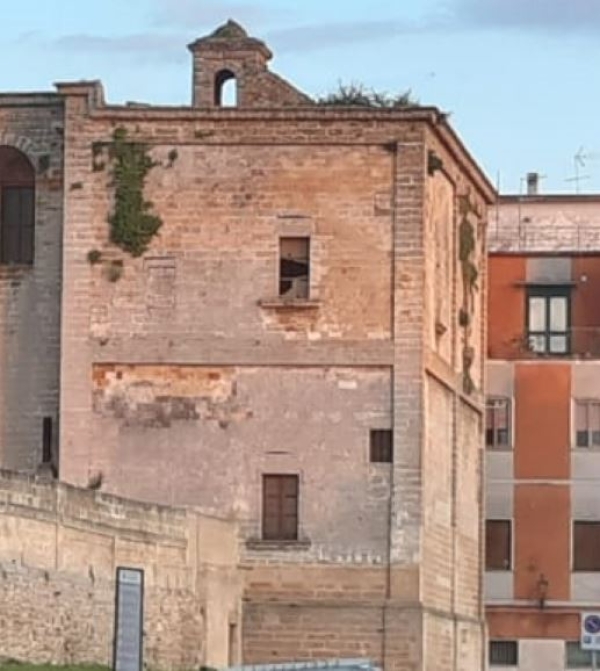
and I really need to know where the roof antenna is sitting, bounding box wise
[566,147,593,194]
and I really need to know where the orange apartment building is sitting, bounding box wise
[486,177,600,670]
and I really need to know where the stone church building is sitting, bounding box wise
[0,21,494,671]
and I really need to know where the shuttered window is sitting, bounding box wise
[489,641,518,666]
[262,474,299,541]
[486,520,512,571]
[573,521,600,571]
[1,186,34,264]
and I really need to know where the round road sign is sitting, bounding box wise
[584,614,600,635]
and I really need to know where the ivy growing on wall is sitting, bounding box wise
[107,127,162,257]
[457,194,480,395]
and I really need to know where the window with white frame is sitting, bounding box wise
[575,399,600,448]
[527,287,570,354]
[486,397,511,449]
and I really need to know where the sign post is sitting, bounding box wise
[581,612,600,670]
[113,567,144,671]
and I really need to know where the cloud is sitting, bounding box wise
[267,20,418,53]
[39,0,600,66]
[268,0,600,50]
[51,33,188,63]
[453,0,600,34]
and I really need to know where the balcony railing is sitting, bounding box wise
[506,328,600,359]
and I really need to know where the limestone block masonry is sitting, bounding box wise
[0,21,495,671]
[0,94,63,471]
[0,470,242,670]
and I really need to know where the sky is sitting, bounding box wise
[3,0,600,194]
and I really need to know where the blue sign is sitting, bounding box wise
[581,613,600,651]
[585,615,600,635]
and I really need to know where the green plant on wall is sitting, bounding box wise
[107,127,162,257]
[459,195,479,300]
[457,194,480,395]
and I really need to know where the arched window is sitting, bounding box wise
[0,146,35,264]
[214,69,238,107]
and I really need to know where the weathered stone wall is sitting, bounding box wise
[420,127,488,671]
[0,95,64,471]
[48,84,493,670]
[0,22,496,669]
[0,470,241,670]
[90,364,392,563]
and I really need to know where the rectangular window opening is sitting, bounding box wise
[228,623,238,667]
[575,399,600,448]
[279,237,309,299]
[486,520,512,571]
[262,474,299,541]
[1,186,34,265]
[566,641,594,668]
[42,416,53,464]
[526,287,570,355]
[370,429,393,463]
[489,640,518,666]
[486,397,511,449]
[573,521,600,571]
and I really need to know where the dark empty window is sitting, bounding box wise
[262,474,299,541]
[489,641,518,666]
[486,520,512,571]
[566,642,594,668]
[42,416,53,464]
[527,287,570,354]
[573,521,600,571]
[486,397,511,448]
[370,429,393,463]
[0,146,35,265]
[575,400,600,448]
[279,237,309,299]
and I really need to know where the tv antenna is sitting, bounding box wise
[567,147,600,193]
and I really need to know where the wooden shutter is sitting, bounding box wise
[262,474,298,541]
[574,522,600,571]
[485,520,511,570]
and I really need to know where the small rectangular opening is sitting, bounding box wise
[42,416,53,464]
[279,237,309,299]
[370,429,393,463]
[489,640,518,666]
[228,622,238,666]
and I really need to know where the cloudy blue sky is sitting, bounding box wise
[3,0,600,193]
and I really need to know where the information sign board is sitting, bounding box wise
[113,567,144,671]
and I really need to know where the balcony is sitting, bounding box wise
[504,328,600,359]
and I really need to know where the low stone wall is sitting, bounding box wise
[0,470,242,670]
